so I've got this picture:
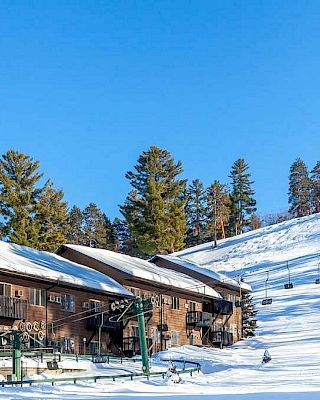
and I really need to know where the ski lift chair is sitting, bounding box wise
[315,261,320,284]
[284,262,293,289]
[262,271,273,305]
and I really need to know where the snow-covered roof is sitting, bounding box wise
[153,254,251,292]
[61,244,222,299]
[0,241,132,297]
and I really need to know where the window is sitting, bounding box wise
[61,337,75,353]
[189,301,196,312]
[171,331,180,347]
[61,294,75,312]
[89,341,99,355]
[29,288,46,306]
[0,283,11,297]
[171,297,180,310]
[89,300,101,312]
[130,326,139,337]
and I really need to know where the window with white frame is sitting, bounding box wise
[61,294,75,312]
[29,288,46,306]
[189,301,196,312]
[171,297,180,310]
[89,300,101,312]
[61,337,75,353]
[0,283,11,297]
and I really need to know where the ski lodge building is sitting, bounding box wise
[57,244,250,352]
[0,240,251,355]
[0,240,133,354]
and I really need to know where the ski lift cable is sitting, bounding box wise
[110,308,155,324]
[52,308,115,329]
[53,298,152,329]
[242,252,320,279]
[51,301,112,324]
[315,260,320,284]
[52,298,136,327]
[114,302,135,322]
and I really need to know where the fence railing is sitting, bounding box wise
[0,359,201,387]
[0,296,27,319]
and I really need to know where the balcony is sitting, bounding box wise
[209,331,233,346]
[86,313,121,333]
[212,299,233,315]
[122,336,153,357]
[186,311,213,328]
[0,296,27,320]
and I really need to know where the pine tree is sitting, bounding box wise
[120,146,187,255]
[205,180,231,246]
[249,214,262,231]
[288,158,311,217]
[112,217,143,257]
[228,159,256,235]
[83,203,108,248]
[67,205,85,245]
[35,180,69,252]
[242,292,258,338]
[185,179,207,246]
[105,216,119,251]
[0,150,42,246]
[310,161,320,213]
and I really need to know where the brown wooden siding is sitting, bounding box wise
[0,274,127,354]
[58,247,243,350]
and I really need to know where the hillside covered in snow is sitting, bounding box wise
[173,213,320,276]
[2,214,320,399]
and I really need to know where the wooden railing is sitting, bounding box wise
[0,296,27,319]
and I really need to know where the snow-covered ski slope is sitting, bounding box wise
[158,213,320,396]
[2,214,320,399]
[172,213,320,275]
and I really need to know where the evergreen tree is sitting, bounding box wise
[185,179,207,246]
[249,214,262,231]
[35,180,69,252]
[288,158,311,217]
[120,146,187,255]
[228,159,256,235]
[105,216,119,251]
[0,150,42,246]
[310,161,320,213]
[112,217,142,257]
[83,203,108,248]
[205,180,231,246]
[67,205,85,245]
[241,292,258,338]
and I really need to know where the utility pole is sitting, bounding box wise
[12,329,22,382]
[135,297,150,376]
[160,295,163,351]
[98,311,105,356]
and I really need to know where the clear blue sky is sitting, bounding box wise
[1,1,320,219]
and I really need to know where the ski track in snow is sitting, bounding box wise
[2,214,320,399]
